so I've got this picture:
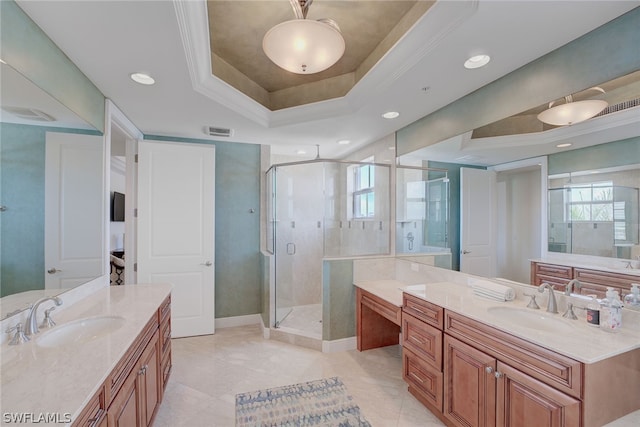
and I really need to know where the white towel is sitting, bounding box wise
[470,279,515,301]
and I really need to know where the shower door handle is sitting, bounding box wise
[287,243,296,255]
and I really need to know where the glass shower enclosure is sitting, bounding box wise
[266,160,391,339]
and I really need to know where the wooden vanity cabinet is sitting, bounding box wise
[401,294,444,414]
[73,295,171,427]
[531,261,639,298]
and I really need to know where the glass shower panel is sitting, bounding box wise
[324,163,390,257]
[613,186,639,258]
[273,163,324,328]
[396,167,449,254]
[548,188,572,253]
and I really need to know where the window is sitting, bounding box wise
[353,163,375,218]
[565,182,614,222]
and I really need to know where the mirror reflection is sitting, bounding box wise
[548,165,640,260]
[0,63,104,319]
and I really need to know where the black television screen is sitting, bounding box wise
[111,191,125,222]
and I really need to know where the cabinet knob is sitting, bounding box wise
[494,371,504,379]
[485,366,493,374]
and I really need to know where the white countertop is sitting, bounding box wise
[356,279,640,364]
[354,280,404,307]
[0,284,172,426]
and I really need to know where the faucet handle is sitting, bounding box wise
[5,323,30,345]
[40,307,57,329]
[523,293,540,309]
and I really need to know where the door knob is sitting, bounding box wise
[462,250,471,254]
[47,268,62,274]
[200,261,213,267]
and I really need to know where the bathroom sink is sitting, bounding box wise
[36,316,126,348]
[486,307,574,333]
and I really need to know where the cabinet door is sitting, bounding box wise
[444,335,496,427]
[139,332,161,427]
[108,367,140,427]
[496,362,580,427]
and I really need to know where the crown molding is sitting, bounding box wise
[173,0,479,129]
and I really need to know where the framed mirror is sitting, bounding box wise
[0,62,105,319]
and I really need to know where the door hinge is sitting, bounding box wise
[134,263,138,272]
[134,208,138,217]
[134,154,139,163]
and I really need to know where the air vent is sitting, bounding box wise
[595,98,640,117]
[204,126,233,137]
[2,106,56,122]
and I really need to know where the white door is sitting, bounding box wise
[137,140,215,338]
[45,132,104,290]
[460,168,497,277]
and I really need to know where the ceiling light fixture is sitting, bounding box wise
[263,0,345,74]
[464,54,490,69]
[130,72,155,85]
[538,87,608,126]
[382,111,400,119]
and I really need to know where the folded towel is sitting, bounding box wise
[470,279,515,301]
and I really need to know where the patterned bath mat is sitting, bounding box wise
[235,377,371,426]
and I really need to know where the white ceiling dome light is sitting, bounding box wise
[538,87,608,126]
[263,0,345,74]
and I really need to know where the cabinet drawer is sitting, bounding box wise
[402,312,442,369]
[403,347,443,412]
[72,385,106,427]
[574,268,636,292]
[159,295,171,324]
[160,316,171,357]
[161,349,172,390]
[403,293,444,329]
[534,262,573,279]
[361,291,401,325]
[107,314,159,402]
[444,311,582,399]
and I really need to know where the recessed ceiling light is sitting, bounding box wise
[464,54,490,69]
[382,111,400,119]
[337,139,351,145]
[130,72,155,85]
[296,150,306,155]
[556,143,572,148]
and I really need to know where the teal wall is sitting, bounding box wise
[144,135,261,318]
[322,259,355,341]
[0,123,102,297]
[397,7,640,156]
[548,138,640,175]
[0,1,105,132]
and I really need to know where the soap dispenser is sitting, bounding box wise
[601,287,622,333]
[586,295,600,327]
[624,284,640,307]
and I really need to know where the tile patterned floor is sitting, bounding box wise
[153,324,444,427]
[153,323,640,427]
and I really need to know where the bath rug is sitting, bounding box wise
[235,377,371,426]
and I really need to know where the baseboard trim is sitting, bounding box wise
[322,336,357,353]
[215,313,261,329]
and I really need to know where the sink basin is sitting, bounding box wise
[36,316,126,348]
[486,307,574,333]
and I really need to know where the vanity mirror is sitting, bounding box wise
[548,164,640,261]
[0,62,105,320]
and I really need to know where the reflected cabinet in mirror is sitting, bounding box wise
[548,165,640,261]
[0,63,105,319]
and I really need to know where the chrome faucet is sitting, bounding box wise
[564,279,582,296]
[538,282,558,314]
[25,296,63,336]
